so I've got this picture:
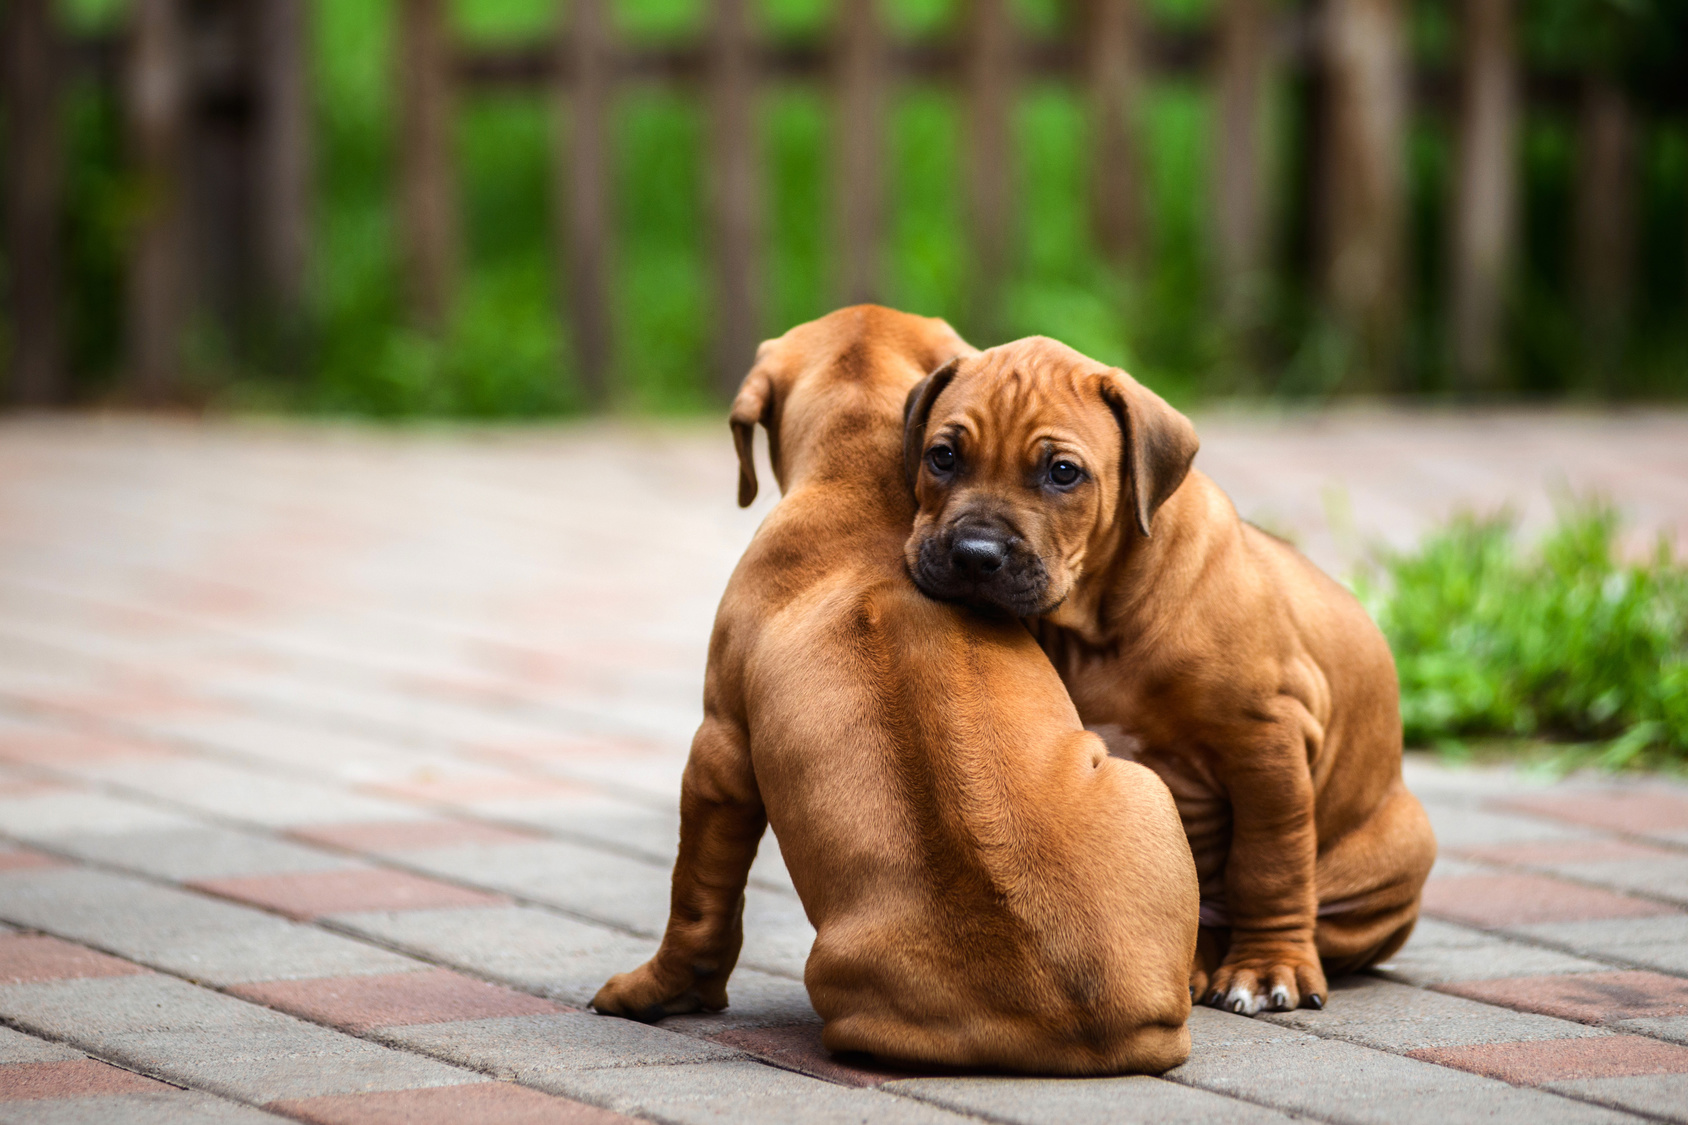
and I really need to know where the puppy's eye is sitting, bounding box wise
[1049,460,1082,487]
[927,445,956,473]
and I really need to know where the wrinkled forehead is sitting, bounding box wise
[930,346,1118,459]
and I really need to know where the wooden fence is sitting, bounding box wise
[0,0,1649,406]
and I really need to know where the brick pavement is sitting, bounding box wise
[0,414,1685,1124]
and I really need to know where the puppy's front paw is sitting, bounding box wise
[1204,946,1326,1016]
[591,961,723,1022]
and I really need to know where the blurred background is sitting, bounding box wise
[2,0,1684,417]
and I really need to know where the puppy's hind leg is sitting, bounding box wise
[593,715,766,1021]
[1315,779,1437,978]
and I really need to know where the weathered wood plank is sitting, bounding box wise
[1449,0,1517,394]
[559,0,613,404]
[835,0,885,306]
[127,0,188,403]
[254,0,314,324]
[708,0,760,397]
[2,0,65,404]
[396,0,459,331]
[1080,0,1143,264]
[963,0,1014,344]
[1320,0,1407,390]
[1575,72,1635,382]
[1213,0,1272,339]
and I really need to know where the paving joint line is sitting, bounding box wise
[0,916,735,1124]
[0,755,806,984]
[0,1014,195,1093]
[0,687,797,895]
[0,569,692,746]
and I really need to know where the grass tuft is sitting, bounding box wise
[1360,501,1688,770]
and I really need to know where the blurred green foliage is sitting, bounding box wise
[33,0,1688,414]
[1362,503,1688,769]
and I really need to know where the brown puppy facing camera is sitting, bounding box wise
[904,336,1436,1016]
[592,307,1200,1075]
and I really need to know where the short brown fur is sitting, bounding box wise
[902,336,1436,1014]
[593,309,1200,1073]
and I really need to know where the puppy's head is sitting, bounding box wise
[902,337,1198,616]
[730,306,974,506]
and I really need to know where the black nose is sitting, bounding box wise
[951,535,1008,577]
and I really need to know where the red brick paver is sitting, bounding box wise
[267,1081,635,1124]
[0,934,148,984]
[1457,840,1679,866]
[0,780,68,797]
[1421,873,1677,927]
[289,819,542,854]
[1411,1035,1688,1085]
[0,1059,176,1100]
[0,849,63,872]
[1440,971,1688,1024]
[229,969,567,1033]
[1494,792,1688,838]
[190,869,508,919]
[0,732,176,767]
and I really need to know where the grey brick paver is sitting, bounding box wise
[552,1059,983,1125]
[325,905,659,1005]
[1260,976,1611,1050]
[381,1012,743,1072]
[0,868,419,984]
[0,974,487,1103]
[1373,918,1612,985]
[885,1075,1302,1124]
[374,839,676,934]
[0,1023,84,1063]
[1613,1016,1688,1046]
[49,827,358,882]
[0,1092,290,1125]
[1517,916,1688,975]
[1169,1008,1646,1124]
[0,791,197,839]
[1544,1074,1688,1125]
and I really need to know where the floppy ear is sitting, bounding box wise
[903,357,961,489]
[1098,369,1199,537]
[729,360,775,508]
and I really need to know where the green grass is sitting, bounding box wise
[1361,503,1688,771]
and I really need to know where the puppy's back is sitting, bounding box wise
[740,543,1197,1075]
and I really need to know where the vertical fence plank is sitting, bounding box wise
[254,0,313,327]
[2,0,65,404]
[1320,0,1408,389]
[1449,0,1516,394]
[964,0,1014,343]
[397,0,458,332]
[1080,0,1142,264]
[835,0,885,306]
[1575,72,1634,382]
[560,0,613,404]
[1213,0,1271,339]
[128,0,188,403]
[708,0,760,397]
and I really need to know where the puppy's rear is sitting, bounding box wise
[593,306,1198,1074]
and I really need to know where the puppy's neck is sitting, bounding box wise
[778,398,917,525]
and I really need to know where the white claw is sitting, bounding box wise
[1227,988,1262,1016]
[1269,985,1292,1011]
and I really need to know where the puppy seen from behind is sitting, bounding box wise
[592,307,1201,1075]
